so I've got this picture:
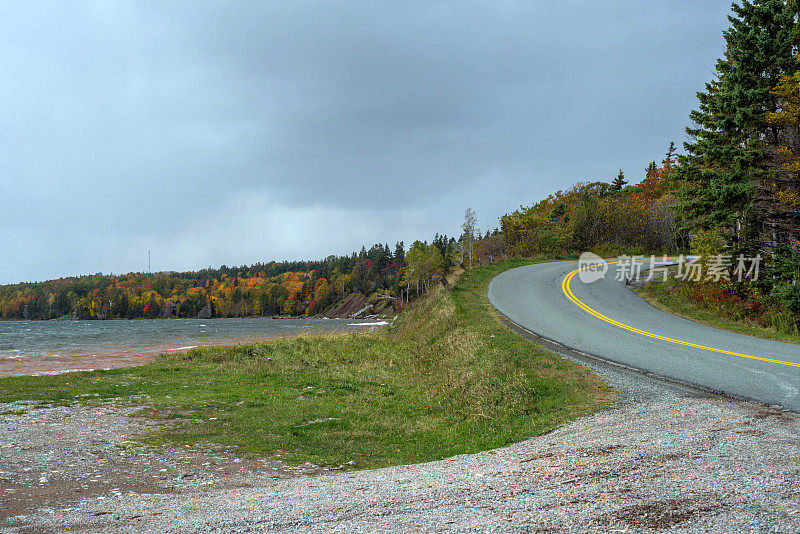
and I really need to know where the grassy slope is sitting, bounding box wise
[0,260,611,469]
[637,277,800,345]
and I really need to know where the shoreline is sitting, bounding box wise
[0,334,292,378]
[0,316,368,322]
[0,318,386,378]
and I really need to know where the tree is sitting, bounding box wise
[610,169,628,192]
[647,162,659,179]
[432,233,456,273]
[461,207,477,268]
[764,54,800,248]
[640,162,666,201]
[403,241,445,296]
[663,141,677,172]
[404,242,426,297]
[676,0,799,253]
[423,244,445,289]
[393,241,405,267]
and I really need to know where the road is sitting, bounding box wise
[487,260,800,412]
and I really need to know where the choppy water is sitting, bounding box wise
[0,318,381,376]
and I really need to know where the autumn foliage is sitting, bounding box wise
[0,246,409,320]
[496,151,680,259]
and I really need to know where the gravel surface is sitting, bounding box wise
[2,342,799,533]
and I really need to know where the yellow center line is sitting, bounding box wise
[561,261,800,369]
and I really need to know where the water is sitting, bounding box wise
[0,318,380,376]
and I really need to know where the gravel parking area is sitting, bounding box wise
[2,348,799,533]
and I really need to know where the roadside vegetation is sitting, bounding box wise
[0,261,611,470]
[637,275,800,345]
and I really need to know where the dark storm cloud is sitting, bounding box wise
[0,1,731,283]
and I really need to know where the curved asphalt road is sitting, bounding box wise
[488,260,800,412]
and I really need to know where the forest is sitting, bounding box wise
[0,237,460,320]
[1,0,798,323]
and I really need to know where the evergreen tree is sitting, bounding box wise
[663,141,677,171]
[610,169,628,192]
[676,0,799,251]
[394,241,405,266]
[645,162,659,179]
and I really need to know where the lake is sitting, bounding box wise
[0,317,384,377]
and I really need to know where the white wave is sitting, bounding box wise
[34,368,109,376]
[1,354,28,359]
[347,321,389,326]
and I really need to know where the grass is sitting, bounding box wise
[0,260,612,470]
[637,275,800,345]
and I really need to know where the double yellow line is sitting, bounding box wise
[561,261,800,369]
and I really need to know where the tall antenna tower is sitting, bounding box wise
[148,250,151,273]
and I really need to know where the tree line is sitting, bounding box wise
[0,237,462,320]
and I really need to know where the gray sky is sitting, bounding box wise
[0,1,732,284]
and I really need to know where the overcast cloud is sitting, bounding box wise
[0,1,732,283]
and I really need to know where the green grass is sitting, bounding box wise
[637,276,800,345]
[0,260,611,469]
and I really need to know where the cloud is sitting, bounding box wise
[0,1,732,283]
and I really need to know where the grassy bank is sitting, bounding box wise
[0,260,611,469]
[637,276,800,345]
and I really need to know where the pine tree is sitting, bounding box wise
[645,161,659,179]
[394,241,405,266]
[663,141,677,172]
[676,0,799,251]
[610,169,628,192]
